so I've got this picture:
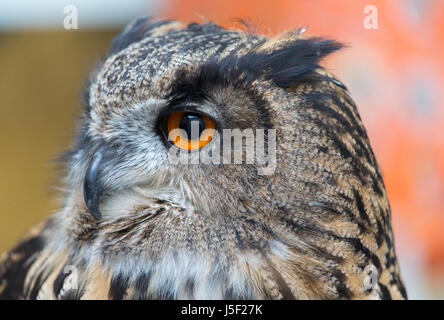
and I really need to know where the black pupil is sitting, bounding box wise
[179,114,205,139]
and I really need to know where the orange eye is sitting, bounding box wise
[166,112,216,150]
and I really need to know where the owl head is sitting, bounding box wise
[56,17,405,299]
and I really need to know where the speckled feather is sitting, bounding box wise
[0,17,406,300]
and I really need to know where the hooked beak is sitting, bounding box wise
[83,145,109,220]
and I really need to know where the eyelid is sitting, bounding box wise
[161,101,221,122]
[163,104,215,118]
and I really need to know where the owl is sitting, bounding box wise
[0,17,407,300]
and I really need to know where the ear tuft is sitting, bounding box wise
[239,36,344,88]
[194,33,344,89]
[266,38,344,87]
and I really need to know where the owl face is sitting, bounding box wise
[69,19,343,221]
[56,18,405,299]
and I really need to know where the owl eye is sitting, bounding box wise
[165,111,216,150]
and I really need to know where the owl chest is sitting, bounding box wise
[111,253,258,299]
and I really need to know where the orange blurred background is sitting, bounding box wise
[0,0,443,298]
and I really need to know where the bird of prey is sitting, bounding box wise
[0,17,407,300]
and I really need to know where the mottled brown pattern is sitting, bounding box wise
[0,18,406,300]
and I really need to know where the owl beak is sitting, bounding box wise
[83,145,107,220]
